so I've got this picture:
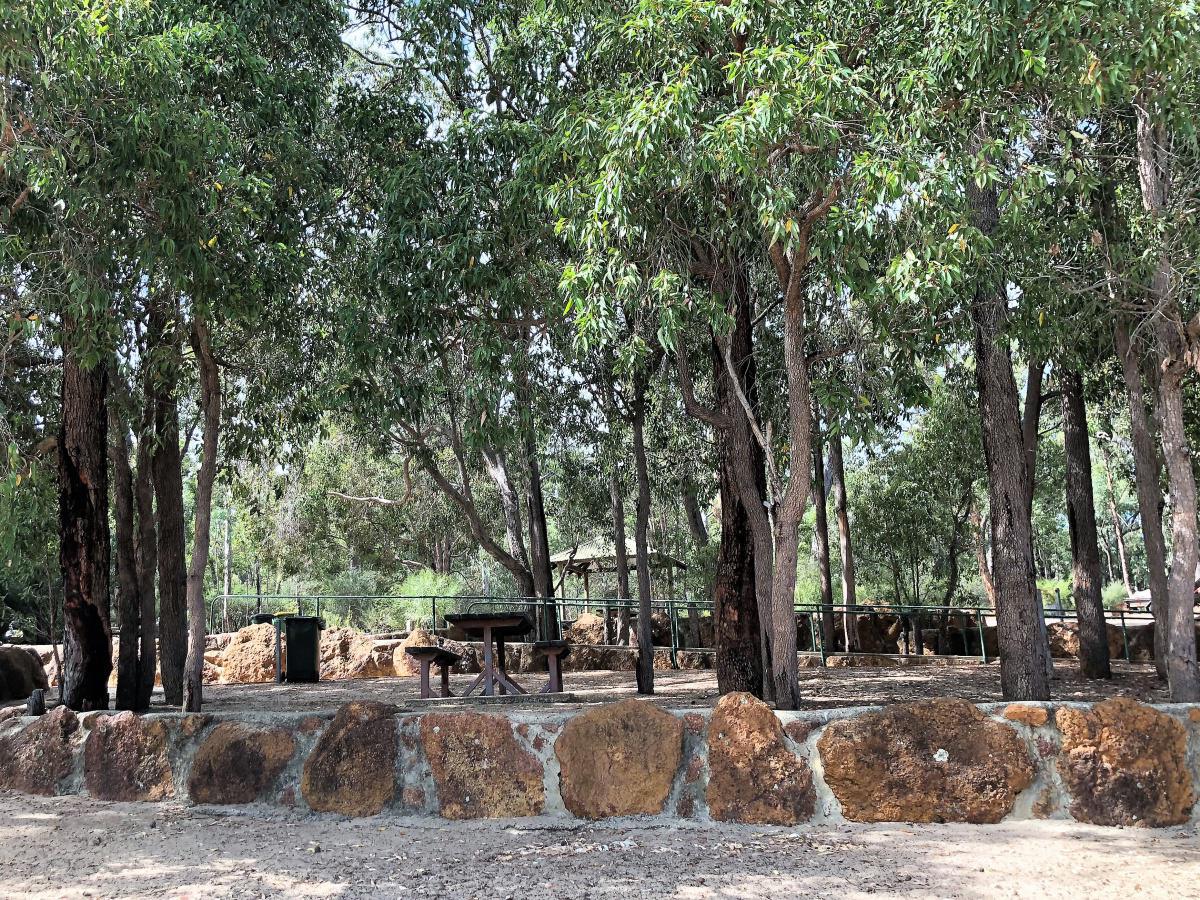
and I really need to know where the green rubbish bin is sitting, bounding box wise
[251,613,274,626]
[283,616,323,683]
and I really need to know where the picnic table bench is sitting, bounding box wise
[531,640,570,694]
[405,646,462,699]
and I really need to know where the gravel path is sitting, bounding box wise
[2,793,1195,899]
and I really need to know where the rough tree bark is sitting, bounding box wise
[151,303,188,707]
[1098,445,1134,597]
[812,404,836,649]
[109,415,142,710]
[1061,370,1112,679]
[133,415,157,711]
[58,334,112,711]
[1135,94,1199,701]
[479,448,536,597]
[678,251,766,697]
[609,471,632,645]
[966,121,1051,700]
[828,433,859,653]
[183,318,221,712]
[1114,324,1170,678]
[631,380,655,695]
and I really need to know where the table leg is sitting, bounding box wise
[494,668,528,695]
[482,625,495,697]
[439,663,453,698]
[419,660,432,700]
[497,639,507,696]
[462,671,485,697]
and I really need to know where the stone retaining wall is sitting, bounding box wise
[1,695,1197,828]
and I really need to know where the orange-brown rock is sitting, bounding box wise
[564,612,606,645]
[555,700,683,818]
[676,650,713,670]
[188,722,296,805]
[628,612,672,648]
[218,624,279,684]
[202,660,223,685]
[301,701,396,816]
[707,692,814,825]
[320,628,395,680]
[421,713,544,819]
[817,698,1035,824]
[562,645,637,672]
[1055,698,1194,827]
[0,706,78,795]
[0,645,48,702]
[393,631,480,675]
[1046,621,1125,661]
[84,712,174,801]
[394,628,436,675]
[205,632,235,652]
[1003,704,1050,728]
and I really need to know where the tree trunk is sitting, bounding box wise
[703,257,769,697]
[58,337,112,711]
[222,501,233,631]
[1153,344,1200,700]
[828,434,859,652]
[1021,360,1045,515]
[110,415,142,710]
[151,304,188,706]
[133,421,157,711]
[1114,324,1170,677]
[966,125,1051,700]
[182,318,221,712]
[481,448,535,597]
[682,485,709,547]
[609,471,632,645]
[971,510,998,607]
[812,406,836,649]
[1099,447,1134,596]
[524,424,556,638]
[1061,370,1112,679]
[631,391,654,695]
[1136,95,1200,701]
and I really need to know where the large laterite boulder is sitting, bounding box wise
[301,701,396,816]
[84,712,174,801]
[555,700,682,818]
[706,692,814,825]
[817,697,1035,824]
[1055,698,1194,827]
[188,722,296,805]
[421,713,544,819]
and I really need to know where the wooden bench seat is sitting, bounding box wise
[531,640,570,694]
[405,646,462,699]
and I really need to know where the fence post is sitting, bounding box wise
[819,608,829,667]
[977,608,987,663]
[669,599,679,669]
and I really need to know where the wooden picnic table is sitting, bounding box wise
[444,612,533,697]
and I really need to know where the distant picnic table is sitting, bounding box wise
[435,612,568,697]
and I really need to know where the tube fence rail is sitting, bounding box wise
[207,593,1166,670]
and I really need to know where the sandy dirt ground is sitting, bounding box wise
[0,792,1195,899]
[190,660,1169,714]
